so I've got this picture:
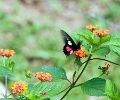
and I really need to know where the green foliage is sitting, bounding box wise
[0,67,13,77]
[74,30,93,45]
[105,80,120,100]
[92,46,110,56]
[104,31,120,56]
[30,82,65,99]
[1,25,120,100]
[0,1,120,99]
[34,66,67,80]
[15,95,27,100]
[0,99,13,100]
[74,58,82,71]
[81,78,106,96]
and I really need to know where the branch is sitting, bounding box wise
[55,85,71,95]
[60,55,92,100]
[90,58,120,66]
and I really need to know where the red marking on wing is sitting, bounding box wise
[66,46,72,52]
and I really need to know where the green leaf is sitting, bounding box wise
[106,38,120,47]
[109,45,120,56]
[0,67,13,77]
[92,35,100,45]
[9,61,15,70]
[34,66,67,80]
[81,78,106,96]
[27,84,34,93]
[116,93,120,100]
[33,82,66,99]
[0,59,3,67]
[105,80,119,99]
[111,31,120,39]
[92,46,110,56]
[74,58,82,71]
[99,35,111,45]
[0,98,13,100]
[103,32,120,56]
[43,98,50,100]
[74,30,91,51]
[74,30,93,44]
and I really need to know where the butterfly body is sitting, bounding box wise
[61,30,80,57]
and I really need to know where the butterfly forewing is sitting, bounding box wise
[61,30,76,46]
[61,30,80,57]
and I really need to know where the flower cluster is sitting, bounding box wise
[98,62,110,75]
[11,81,27,94]
[94,30,109,37]
[86,24,98,31]
[35,72,52,82]
[74,47,87,58]
[0,49,15,57]
[86,25,109,37]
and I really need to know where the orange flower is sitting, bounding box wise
[98,62,110,75]
[35,72,52,82]
[86,25,98,31]
[11,81,27,94]
[0,49,15,57]
[104,62,110,70]
[74,47,87,58]
[93,30,109,37]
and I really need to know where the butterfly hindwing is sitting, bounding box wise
[61,30,80,57]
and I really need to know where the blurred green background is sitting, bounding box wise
[0,0,120,100]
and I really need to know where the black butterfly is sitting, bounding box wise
[61,30,80,57]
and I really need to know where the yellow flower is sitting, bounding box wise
[35,72,52,82]
[74,47,87,58]
[0,49,15,57]
[86,25,98,31]
[11,81,27,94]
[93,30,109,37]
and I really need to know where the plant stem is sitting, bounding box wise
[67,79,71,84]
[5,76,8,98]
[0,90,4,97]
[90,58,120,66]
[35,82,43,95]
[3,57,8,98]
[7,93,12,97]
[60,55,92,100]
[56,85,71,95]
[81,58,120,66]
[98,73,104,78]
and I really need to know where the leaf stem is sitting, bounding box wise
[0,90,4,97]
[81,58,120,66]
[74,83,82,88]
[90,58,120,66]
[98,73,104,78]
[55,85,71,95]
[35,82,43,95]
[7,93,12,97]
[67,79,71,84]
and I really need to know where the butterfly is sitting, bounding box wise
[61,30,80,57]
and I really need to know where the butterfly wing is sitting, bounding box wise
[61,30,76,46]
[61,30,78,57]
